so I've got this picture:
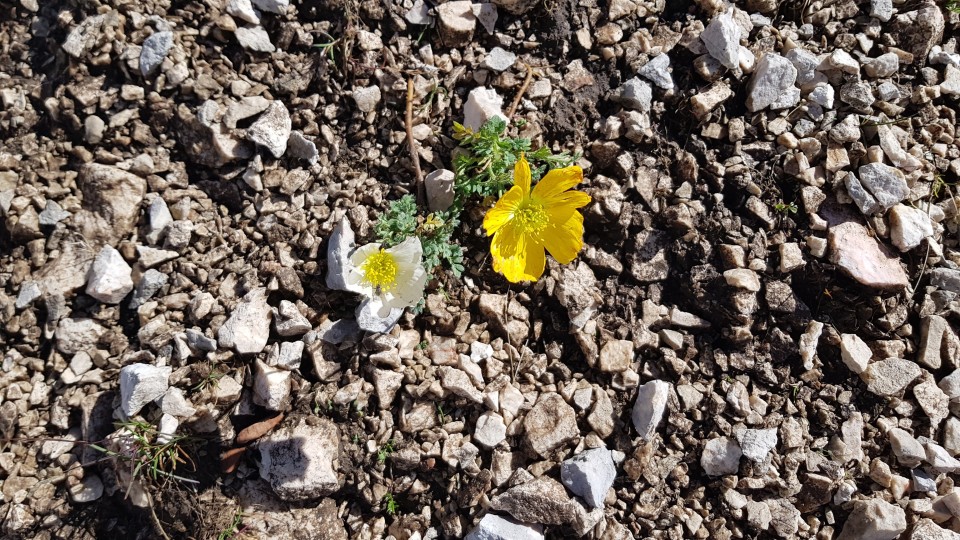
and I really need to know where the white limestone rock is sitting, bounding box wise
[217,287,272,354]
[258,417,341,500]
[119,364,172,417]
[889,204,933,252]
[840,333,872,374]
[746,54,798,112]
[560,447,616,508]
[736,428,778,462]
[701,9,741,70]
[632,379,670,441]
[85,246,134,304]
[247,101,291,158]
[702,437,742,476]
[464,87,506,131]
[836,499,905,540]
[465,514,543,540]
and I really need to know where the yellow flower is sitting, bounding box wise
[483,155,591,283]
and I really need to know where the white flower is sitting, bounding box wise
[345,236,428,317]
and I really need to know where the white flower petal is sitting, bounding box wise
[384,265,428,309]
[349,243,382,266]
[387,236,423,268]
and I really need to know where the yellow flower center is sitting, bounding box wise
[514,199,548,235]
[361,249,398,291]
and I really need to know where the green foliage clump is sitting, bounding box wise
[452,117,578,200]
[375,195,464,277]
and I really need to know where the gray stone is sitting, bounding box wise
[235,25,275,53]
[845,173,881,215]
[38,200,70,226]
[638,54,674,90]
[185,329,217,352]
[268,341,304,371]
[326,217,355,292]
[253,359,291,410]
[84,116,105,144]
[523,393,578,457]
[129,269,167,309]
[701,10,741,70]
[839,82,876,109]
[287,131,319,164]
[352,85,382,114]
[840,333,872,374]
[275,300,311,337]
[436,1,476,47]
[701,437,742,476]
[599,339,633,372]
[858,162,909,210]
[140,31,173,76]
[864,53,899,78]
[217,288,272,354]
[747,54,798,112]
[68,474,104,503]
[252,0,288,13]
[145,197,172,245]
[15,282,41,309]
[62,13,114,58]
[226,0,260,24]
[861,358,921,396]
[786,48,820,87]
[616,77,652,112]
[258,417,341,500]
[560,447,616,508]
[247,101,291,158]
[836,499,906,540]
[56,318,105,355]
[76,163,147,247]
[474,411,507,449]
[870,0,893,22]
[425,169,455,212]
[483,47,517,72]
[889,427,925,467]
[736,428,778,462]
[466,514,543,540]
[632,379,670,441]
[909,519,960,540]
[119,364,172,417]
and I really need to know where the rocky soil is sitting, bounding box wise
[2,0,960,539]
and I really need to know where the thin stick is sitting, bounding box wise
[506,64,534,119]
[406,77,425,204]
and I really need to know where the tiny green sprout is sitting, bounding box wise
[377,439,395,464]
[948,0,960,14]
[436,403,447,424]
[774,201,798,215]
[383,492,398,516]
[217,509,245,540]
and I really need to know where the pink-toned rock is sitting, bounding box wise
[828,222,908,290]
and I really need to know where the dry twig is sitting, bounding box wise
[506,64,535,119]
[406,77,425,204]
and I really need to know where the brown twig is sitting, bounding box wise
[506,64,534,119]
[406,77,425,205]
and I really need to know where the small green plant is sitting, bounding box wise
[452,117,578,201]
[383,492,398,516]
[105,420,198,487]
[774,201,798,214]
[436,403,447,424]
[948,0,960,14]
[192,368,223,393]
[312,31,340,62]
[217,509,245,540]
[375,195,465,277]
[377,439,395,464]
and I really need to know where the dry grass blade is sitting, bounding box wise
[406,77,425,204]
[235,413,285,445]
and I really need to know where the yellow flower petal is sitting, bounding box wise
[542,211,585,264]
[491,224,545,282]
[513,154,531,195]
[483,185,523,236]
[531,165,583,200]
[545,190,592,210]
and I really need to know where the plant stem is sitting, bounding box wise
[406,77,425,205]
[507,64,534,119]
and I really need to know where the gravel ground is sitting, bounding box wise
[2,0,960,539]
